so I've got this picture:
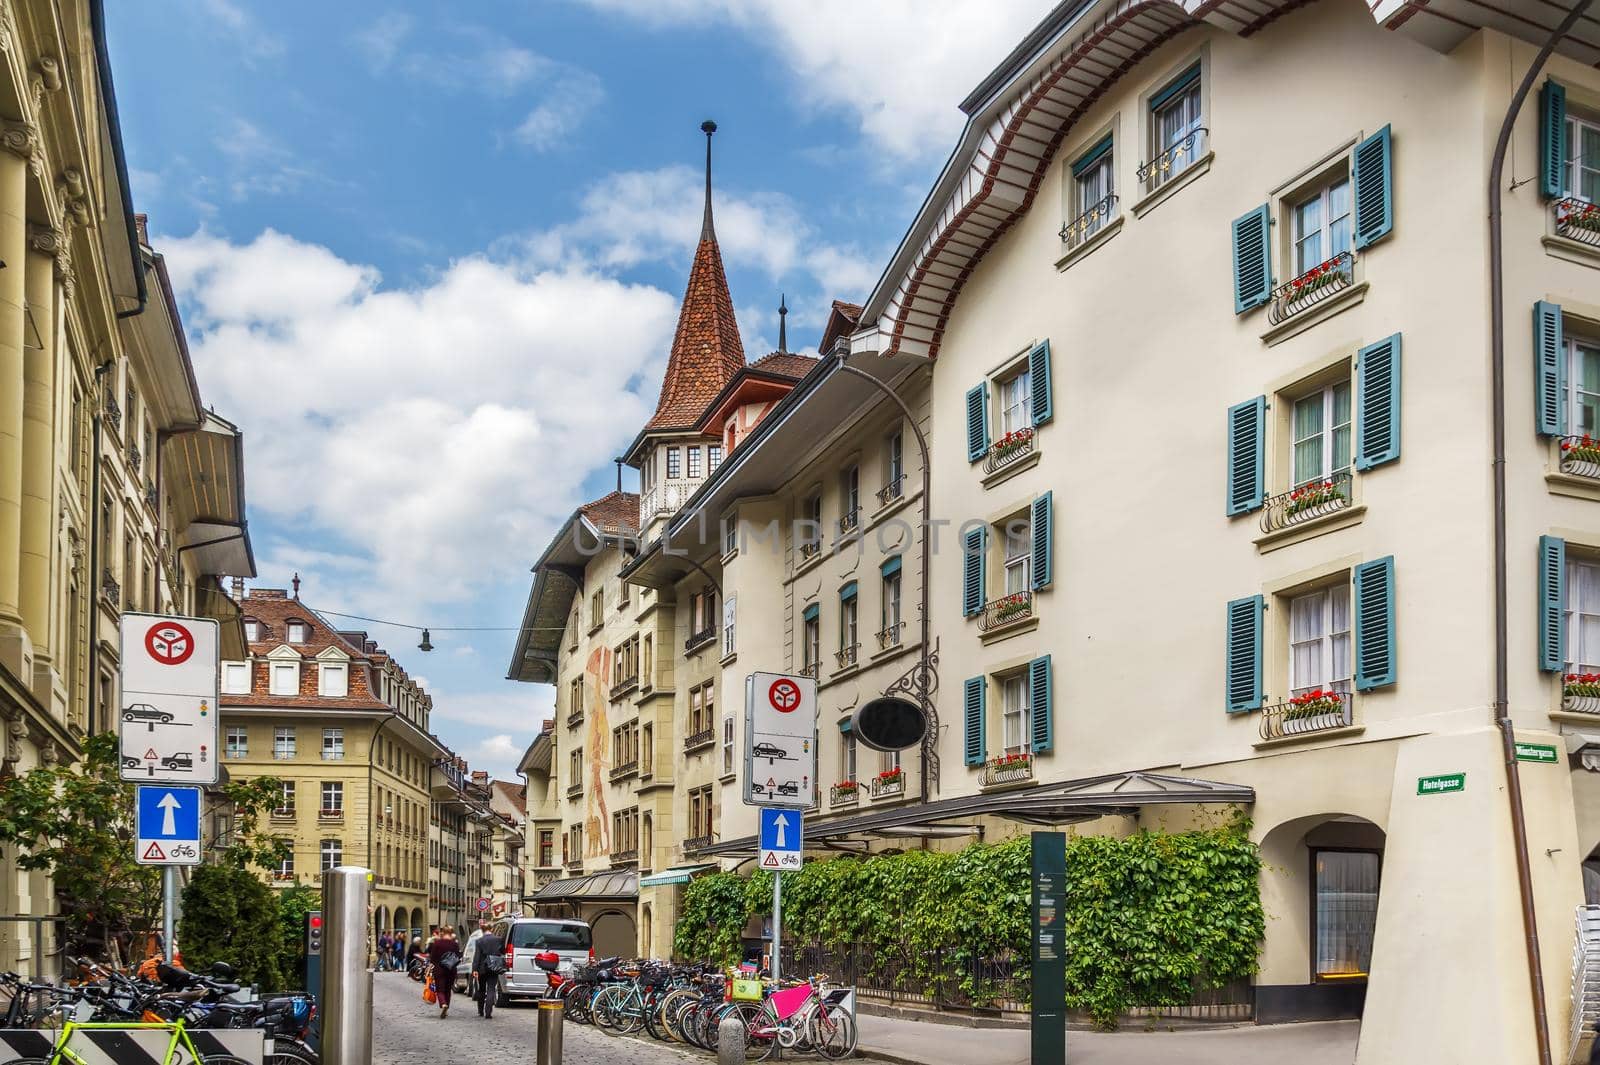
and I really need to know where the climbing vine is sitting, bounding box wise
[672,816,1264,1028]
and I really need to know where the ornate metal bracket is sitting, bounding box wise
[881,636,940,792]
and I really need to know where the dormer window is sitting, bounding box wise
[286,620,309,643]
[244,619,261,642]
[270,661,300,696]
[319,661,348,698]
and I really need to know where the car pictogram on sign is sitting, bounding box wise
[768,678,801,712]
[751,742,791,760]
[123,703,176,725]
[144,622,196,666]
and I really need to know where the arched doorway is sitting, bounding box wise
[588,909,637,960]
[393,907,410,946]
[374,906,389,944]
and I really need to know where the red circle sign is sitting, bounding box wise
[145,621,196,666]
[768,678,802,713]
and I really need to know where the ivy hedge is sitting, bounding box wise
[672,818,1264,1028]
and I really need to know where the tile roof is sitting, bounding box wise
[492,779,528,816]
[749,352,818,379]
[644,236,745,431]
[228,589,389,710]
[578,491,640,536]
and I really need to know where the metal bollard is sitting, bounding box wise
[717,1013,746,1065]
[321,867,373,1065]
[536,1000,564,1065]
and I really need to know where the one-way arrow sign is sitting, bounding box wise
[135,785,201,866]
[758,806,803,871]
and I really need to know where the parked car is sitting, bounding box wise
[161,752,194,770]
[490,916,592,1003]
[776,781,800,797]
[751,742,789,760]
[123,703,173,725]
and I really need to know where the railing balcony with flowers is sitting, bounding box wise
[835,643,859,669]
[127,442,141,475]
[101,568,120,605]
[318,807,344,821]
[877,476,904,506]
[1258,689,1353,741]
[1137,127,1208,195]
[1561,435,1600,479]
[982,428,1034,476]
[1555,197,1600,249]
[271,807,295,821]
[1268,251,1354,326]
[103,391,122,434]
[978,591,1034,633]
[876,622,905,650]
[684,727,716,753]
[838,508,860,536]
[1259,472,1353,534]
[798,661,819,679]
[1059,193,1118,253]
[870,768,906,799]
[830,781,859,806]
[983,752,1034,787]
[799,540,822,563]
[1564,673,1600,714]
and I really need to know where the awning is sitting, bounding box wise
[689,770,1255,857]
[166,411,255,578]
[528,869,638,903]
[639,864,717,887]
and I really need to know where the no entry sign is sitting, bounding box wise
[768,678,802,713]
[119,613,220,785]
[744,671,816,809]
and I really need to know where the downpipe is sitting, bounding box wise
[1488,6,1592,1064]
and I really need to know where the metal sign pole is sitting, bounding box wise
[771,871,781,984]
[322,868,373,1065]
[162,867,176,961]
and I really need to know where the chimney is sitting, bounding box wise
[471,771,489,785]
[231,577,245,600]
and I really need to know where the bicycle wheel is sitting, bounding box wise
[201,1056,257,1065]
[809,1005,857,1060]
[643,995,671,1042]
[265,1038,319,1065]
[590,985,625,1032]
[718,1001,773,1062]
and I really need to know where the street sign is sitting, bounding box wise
[1417,772,1466,795]
[1515,742,1560,764]
[134,785,202,866]
[475,897,491,913]
[744,671,816,808]
[758,806,803,871]
[1031,832,1067,1065]
[119,613,220,784]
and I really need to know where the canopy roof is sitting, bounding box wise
[529,869,639,903]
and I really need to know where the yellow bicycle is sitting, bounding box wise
[3,1019,255,1065]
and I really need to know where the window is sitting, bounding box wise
[690,685,705,734]
[1569,109,1600,202]
[642,722,654,773]
[1004,518,1032,596]
[881,748,901,774]
[1566,335,1600,439]
[590,590,603,630]
[321,839,342,871]
[276,848,294,880]
[569,749,582,788]
[276,781,296,815]
[538,830,554,867]
[1073,137,1114,235]
[1313,850,1379,979]
[322,781,344,813]
[1000,366,1032,435]
[840,727,857,783]
[886,432,904,496]
[642,634,653,684]
[840,588,858,651]
[687,446,703,479]
[269,662,299,696]
[322,728,345,760]
[1292,175,1352,276]
[273,727,296,760]
[723,517,738,556]
[319,661,348,698]
[709,445,723,472]
[667,447,681,479]
[803,613,820,670]
[286,621,309,643]
[618,576,630,608]
[721,716,734,775]
[723,595,736,657]
[1149,65,1203,185]
[1291,382,1352,488]
[882,564,903,634]
[222,661,250,694]
[1002,674,1031,754]
[841,466,860,526]
[1289,585,1352,697]
[1567,557,1600,674]
[801,493,823,553]
[225,726,247,758]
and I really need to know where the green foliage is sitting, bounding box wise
[672,819,1264,1029]
[215,775,292,872]
[275,886,321,990]
[179,864,286,990]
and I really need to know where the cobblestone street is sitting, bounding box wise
[371,972,702,1065]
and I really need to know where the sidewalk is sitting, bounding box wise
[856,1012,1360,1065]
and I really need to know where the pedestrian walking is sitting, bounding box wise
[391,933,405,972]
[377,932,393,972]
[471,922,506,1019]
[426,927,462,1019]
[405,934,424,979]
[461,920,485,1001]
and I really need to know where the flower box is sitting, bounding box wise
[1562,436,1600,468]
[833,780,858,794]
[990,429,1034,460]
[1558,201,1600,235]
[1565,673,1600,699]
[988,752,1032,771]
[1286,480,1344,519]
[993,593,1032,623]
[1283,689,1346,733]
[876,769,904,783]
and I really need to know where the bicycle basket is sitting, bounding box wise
[639,965,671,988]
[731,978,764,1001]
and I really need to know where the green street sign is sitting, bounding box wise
[1417,772,1466,795]
[1515,743,1560,764]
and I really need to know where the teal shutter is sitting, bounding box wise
[840,581,858,602]
[1535,301,1565,437]
[1231,204,1272,313]
[961,526,986,616]
[1353,557,1397,690]
[802,603,819,623]
[963,676,986,766]
[1030,492,1053,590]
[965,383,990,461]
[1028,655,1052,753]
[1540,535,1566,672]
[1354,333,1402,470]
[1028,341,1053,425]
[1541,80,1567,200]
[1226,397,1266,516]
[880,556,901,578]
[1224,596,1263,713]
[1352,125,1394,250]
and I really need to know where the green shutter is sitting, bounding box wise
[1535,301,1565,437]
[880,556,902,578]
[1226,396,1266,516]
[1541,80,1567,200]
[1354,333,1402,470]
[1150,64,1201,110]
[838,716,853,734]
[802,603,819,623]
[1071,136,1113,177]
[1028,341,1053,425]
[840,581,858,601]
[1540,535,1566,673]
[1225,596,1263,713]
[962,526,986,616]
[1352,125,1394,250]
[1028,655,1052,753]
[963,676,986,766]
[1353,557,1397,691]
[1231,204,1272,313]
[965,383,990,461]
[1030,492,1053,590]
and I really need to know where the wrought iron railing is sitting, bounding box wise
[798,661,819,679]
[1555,196,1600,248]
[1258,690,1353,741]
[100,567,120,604]
[876,622,905,649]
[685,627,716,653]
[983,753,1033,787]
[145,482,159,509]
[1059,193,1118,251]
[877,476,904,506]
[978,591,1033,633]
[609,673,639,699]
[103,392,121,434]
[870,773,906,799]
[799,540,822,563]
[684,834,715,853]
[1268,251,1353,326]
[982,428,1034,476]
[835,643,859,669]
[127,443,141,474]
[1259,471,1353,534]
[830,783,860,806]
[566,708,583,728]
[1137,127,1208,194]
[838,508,860,536]
[566,783,583,799]
[609,760,638,781]
[610,848,638,865]
[683,728,716,753]
[1560,436,1600,479]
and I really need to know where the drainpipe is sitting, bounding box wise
[1488,7,1591,1065]
[89,0,148,321]
[85,362,111,736]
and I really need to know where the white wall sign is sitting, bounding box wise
[118,613,221,784]
[744,671,816,808]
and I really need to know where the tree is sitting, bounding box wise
[211,774,291,872]
[180,864,285,989]
[275,885,320,990]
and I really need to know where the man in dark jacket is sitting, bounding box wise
[472,922,507,1019]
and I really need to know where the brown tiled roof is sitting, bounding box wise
[818,299,865,356]
[578,491,640,536]
[750,352,818,379]
[492,779,527,816]
[644,234,745,430]
[832,300,863,321]
[229,589,389,710]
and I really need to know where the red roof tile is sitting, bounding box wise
[750,352,818,379]
[645,235,746,430]
[578,491,640,536]
[228,590,391,710]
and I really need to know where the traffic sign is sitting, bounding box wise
[744,672,816,808]
[119,613,220,785]
[134,785,202,866]
[758,807,803,871]
[475,897,491,913]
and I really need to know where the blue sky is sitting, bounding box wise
[105,0,1051,778]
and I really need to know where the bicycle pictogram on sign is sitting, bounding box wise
[144,622,196,666]
[769,678,802,713]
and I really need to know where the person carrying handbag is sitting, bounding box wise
[425,927,462,1018]
[472,924,507,1019]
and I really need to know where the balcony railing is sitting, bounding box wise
[684,833,716,853]
[566,708,583,728]
[830,783,860,806]
[1563,681,1600,714]
[835,643,859,669]
[100,568,120,604]
[876,622,905,650]
[870,772,906,799]
[609,760,638,782]
[685,627,716,654]
[127,442,141,475]
[978,591,1033,633]
[1268,251,1354,326]
[684,728,716,753]
[610,848,638,865]
[1555,196,1600,248]
[798,661,819,679]
[610,673,639,699]
[877,476,904,506]
[1059,193,1118,252]
[639,478,703,525]
[838,508,860,536]
[103,391,121,433]
[144,481,159,509]
[1259,472,1353,534]
[1258,690,1353,741]
[318,808,344,821]
[983,753,1034,788]
[271,808,295,820]
[566,783,583,800]
[799,540,822,563]
[983,428,1035,476]
[1137,127,1208,195]
[1560,436,1600,479]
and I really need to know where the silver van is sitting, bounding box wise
[490,916,593,1001]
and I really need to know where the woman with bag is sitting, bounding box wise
[425,926,462,1018]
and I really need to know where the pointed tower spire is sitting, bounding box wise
[700,120,717,241]
[777,295,788,353]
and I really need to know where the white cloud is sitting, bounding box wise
[514,71,607,152]
[431,687,553,731]
[354,12,413,69]
[213,118,334,201]
[577,0,1054,160]
[191,0,285,61]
